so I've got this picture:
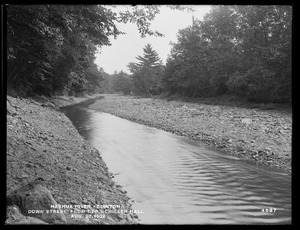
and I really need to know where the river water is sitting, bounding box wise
[61,99,291,225]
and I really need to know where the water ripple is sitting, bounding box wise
[61,107,292,224]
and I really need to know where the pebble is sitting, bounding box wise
[7,95,136,224]
[11,119,18,124]
[241,118,252,125]
[21,174,29,178]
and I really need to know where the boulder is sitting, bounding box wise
[6,205,48,225]
[7,182,67,224]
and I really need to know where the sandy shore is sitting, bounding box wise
[89,94,292,174]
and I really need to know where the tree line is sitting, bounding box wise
[6,5,164,97]
[109,5,292,103]
[7,5,292,103]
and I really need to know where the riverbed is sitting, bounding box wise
[61,98,291,225]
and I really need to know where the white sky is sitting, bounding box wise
[94,5,211,74]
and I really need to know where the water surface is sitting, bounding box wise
[61,100,291,224]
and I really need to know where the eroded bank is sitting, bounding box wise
[6,95,138,224]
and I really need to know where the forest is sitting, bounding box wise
[7,5,292,103]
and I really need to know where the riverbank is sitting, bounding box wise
[89,94,292,174]
[51,94,104,108]
[6,94,139,224]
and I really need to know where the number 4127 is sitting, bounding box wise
[261,208,277,213]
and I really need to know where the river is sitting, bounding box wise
[61,98,291,224]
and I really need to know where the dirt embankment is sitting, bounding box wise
[6,95,139,225]
[89,94,292,174]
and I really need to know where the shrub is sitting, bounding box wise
[227,67,277,102]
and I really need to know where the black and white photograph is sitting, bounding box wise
[5,5,292,225]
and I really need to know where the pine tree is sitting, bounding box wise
[136,44,162,68]
[129,44,163,95]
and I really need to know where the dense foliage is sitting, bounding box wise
[6,5,164,97]
[7,5,291,103]
[162,5,292,102]
[7,5,112,96]
[110,71,133,94]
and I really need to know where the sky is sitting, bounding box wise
[94,5,212,75]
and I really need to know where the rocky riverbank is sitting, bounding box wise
[6,95,139,225]
[89,94,292,174]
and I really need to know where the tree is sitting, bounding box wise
[7,5,121,96]
[6,5,181,97]
[128,44,164,95]
[226,5,292,102]
[162,18,212,96]
[110,71,132,94]
[161,5,292,102]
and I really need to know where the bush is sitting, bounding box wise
[227,67,278,102]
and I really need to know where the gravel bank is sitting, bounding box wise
[6,95,139,224]
[89,94,292,174]
[51,94,104,108]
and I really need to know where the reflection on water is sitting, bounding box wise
[61,102,291,224]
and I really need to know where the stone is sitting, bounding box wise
[241,118,252,125]
[7,102,19,116]
[6,205,48,225]
[21,174,29,178]
[7,182,67,224]
[42,102,56,109]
